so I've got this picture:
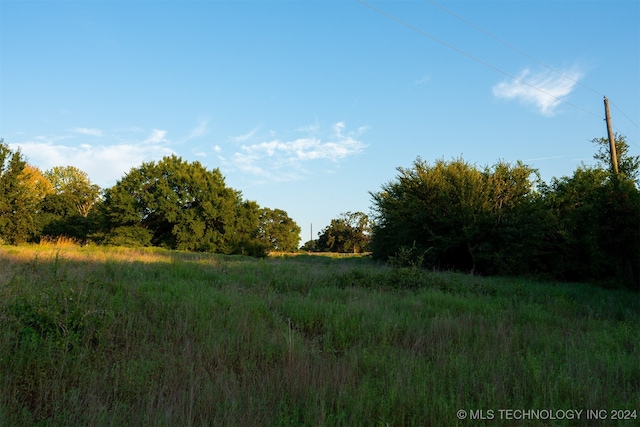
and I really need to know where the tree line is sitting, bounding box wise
[1,135,638,289]
[0,140,301,256]
[369,135,639,290]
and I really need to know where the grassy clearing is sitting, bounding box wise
[1,245,638,426]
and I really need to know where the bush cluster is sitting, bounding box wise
[370,137,639,289]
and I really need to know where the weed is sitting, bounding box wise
[0,245,638,426]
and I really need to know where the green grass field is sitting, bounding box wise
[1,244,638,426]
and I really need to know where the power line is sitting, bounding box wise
[426,0,601,97]
[610,101,640,131]
[356,0,602,120]
[357,0,639,149]
[426,0,640,135]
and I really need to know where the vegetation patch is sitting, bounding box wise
[1,245,638,426]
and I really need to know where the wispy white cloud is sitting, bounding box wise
[12,131,174,189]
[10,122,367,187]
[492,67,583,116]
[296,122,320,134]
[415,74,431,85]
[143,129,168,144]
[72,127,104,137]
[231,127,260,143]
[181,118,210,143]
[226,122,367,182]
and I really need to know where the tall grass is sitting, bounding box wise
[1,245,638,426]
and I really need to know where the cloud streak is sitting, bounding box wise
[143,129,169,144]
[225,122,367,182]
[415,74,431,85]
[231,127,260,143]
[72,127,104,137]
[11,122,368,188]
[492,67,583,116]
[181,118,210,143]
[12,129,174,189]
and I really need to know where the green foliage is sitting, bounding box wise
[0,149,297,256]
[316,211,372,253]
[1,246,638,426]
[103,226,153,247]
[370,157,541,275]
[543,166,640,288]
[102,155,258,253]
[0,140,41,243]
[39,166,103,243]
[388,242,429,269]
[592,134,640,184]
[43,166,101,218]
[299,239,318,251]
[371,142,639,289]
[258,207,301,252]
[228,235,269,258]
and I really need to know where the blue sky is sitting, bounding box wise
[1,0,639,245]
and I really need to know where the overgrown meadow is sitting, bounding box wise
[1,244,638,426]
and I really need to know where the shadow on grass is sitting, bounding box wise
[1,245,639,426]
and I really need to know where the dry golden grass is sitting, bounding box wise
[38,235,82,247]
[1,244,173,264]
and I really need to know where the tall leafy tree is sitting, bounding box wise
[21,165,54,200]
[44,166,101,217]
[370,157,542,274]
[21,165,55,239]
[371,158,490,271]
[257,207,301,252]
[0,140,47,243]
[543,137,640,288]
[223,200,270,257]
[592,134,639,184]
[40,166,101,242]
[370,142,638,288]
[316,211,372,253]
[477,160,546,275]
[102,155,252,253]
[300,239,318,252]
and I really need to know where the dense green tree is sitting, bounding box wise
[540,135,639,288]
[40,166,102,242]
[21,164,54,200]
[592,134,639,184]
[343,211,372,253]
[317,212,372,253]
[475,160,546,275]
[370,157,543,274]
[370,139,639,288]
[542,167,608,280]
[371,158,488,271]
[44,166,101,217]
[102,155,259,253]
[300,239,318,252]
[223,200,269,257]
[543,164,639,288]
[257,207,301,252]
[601,178,640,288]
[19,165,55,238]
[0,140,48,243]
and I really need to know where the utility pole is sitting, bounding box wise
[603,96,619,174]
